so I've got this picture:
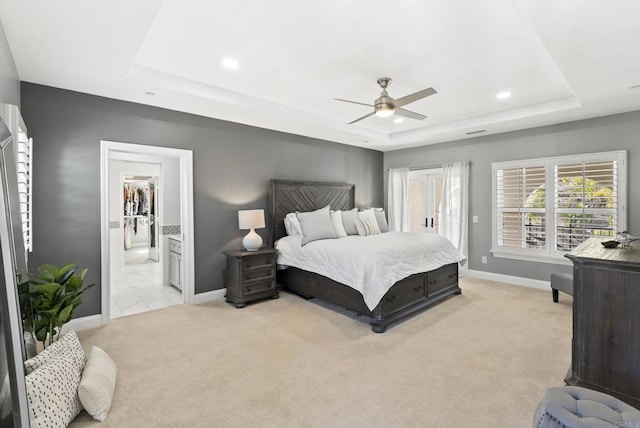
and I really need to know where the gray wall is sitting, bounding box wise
[0,19,19,107]
[21,83,383,317]
[384,111,640,281]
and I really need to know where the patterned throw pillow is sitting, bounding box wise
[25,347,84,427]
[355,219,380,236]
[24,330,86,374]
[357,208,381,235]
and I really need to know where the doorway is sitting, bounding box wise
[409,168,443,234]
[100,141,194,325]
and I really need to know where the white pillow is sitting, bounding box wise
[284,212,303,236]
[358,208,381,234]
[79,346,118,422]
[374,208,390,233]
[341,208,359,235]
[25,346,84,427]
[24,329,86,375]
[355,219,381,236]
[296,205,337,246]
[331,210,348,238]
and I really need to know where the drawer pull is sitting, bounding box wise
[429,280,438,285]
[386,295,396,303]
[449,273,458,279]
[413,286,422,292]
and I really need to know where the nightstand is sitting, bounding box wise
[223,248,279,308]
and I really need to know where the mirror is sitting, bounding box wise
[0,115,30,427]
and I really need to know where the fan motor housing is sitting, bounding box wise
[375,94,395,116]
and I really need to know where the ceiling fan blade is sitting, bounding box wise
[334,98,373,107]
[393,87,437,108]
[348,111,376,125]
[395,108,427,121]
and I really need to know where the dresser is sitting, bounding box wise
[565,236,640,409]
[223,248,278,308]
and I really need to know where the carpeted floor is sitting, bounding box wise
[70,277,572,427]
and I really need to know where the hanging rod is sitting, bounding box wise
[387,164,442,171]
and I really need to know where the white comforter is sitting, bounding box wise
[275,232,466,311]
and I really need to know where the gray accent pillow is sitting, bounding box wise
[296,205,337,246]
[341,208,359,235]
[375,210,390,233]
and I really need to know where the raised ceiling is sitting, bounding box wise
[1,0,639,151]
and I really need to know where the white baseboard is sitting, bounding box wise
[467,269,550,291]
[62,314,104,334]
[193,288,227,304]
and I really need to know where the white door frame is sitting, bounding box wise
[100,140,195,325]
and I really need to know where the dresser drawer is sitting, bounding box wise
[243,267,274,282]
[244,279,276,296]
[427,263,458,296]
[243,254,275,270]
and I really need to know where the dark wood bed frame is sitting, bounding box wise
[270,180,461,333]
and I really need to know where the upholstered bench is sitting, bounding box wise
[533,386,640,427]
[550,272,573,303]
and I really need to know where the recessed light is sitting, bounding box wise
[222,58,239,70]
[394,118,404,124]
[144,91,155,96]
[496,91,511,99]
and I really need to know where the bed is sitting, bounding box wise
[270,179,462,333]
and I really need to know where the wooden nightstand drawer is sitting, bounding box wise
[223,248,279,308]
[244,279,276,296]
[244,267,274,282]
[243,254,275,270]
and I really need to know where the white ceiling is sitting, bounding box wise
[1,0,639,152]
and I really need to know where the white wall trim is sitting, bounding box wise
[193,288,227,305]
[62,314,103,334]
[467,269,550,291]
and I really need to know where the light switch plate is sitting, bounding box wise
[472,215,478,223]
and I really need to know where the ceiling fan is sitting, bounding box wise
[335,77,437,125]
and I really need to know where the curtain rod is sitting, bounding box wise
[387,161,471,171]
[386,165,442,171]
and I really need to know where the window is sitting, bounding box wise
[492,151,626,263]
[16,126,32,253]
[4,105,33,255]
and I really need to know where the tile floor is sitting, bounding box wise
[110,246,183,318]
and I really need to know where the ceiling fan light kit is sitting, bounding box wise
[335,77,437,124]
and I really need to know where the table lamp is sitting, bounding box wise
[238,209,265,251]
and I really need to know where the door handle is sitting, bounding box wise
[430,218,434,228]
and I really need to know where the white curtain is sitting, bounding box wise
[441,161,470,274]
[388,167,410,232]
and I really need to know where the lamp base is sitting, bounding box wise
[242,229,263,251]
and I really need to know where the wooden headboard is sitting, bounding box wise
[270,180,355,243]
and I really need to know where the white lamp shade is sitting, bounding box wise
[238,209,265,230]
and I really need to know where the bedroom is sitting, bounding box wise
[0,1,639,427]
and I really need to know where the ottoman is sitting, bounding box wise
[533,386,640,427]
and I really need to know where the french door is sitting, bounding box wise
[408,168,443,234]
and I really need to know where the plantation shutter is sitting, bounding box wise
[554,160,617,251]
[17,130,32,252]
[496,165,546,249]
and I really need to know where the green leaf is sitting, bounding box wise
[33,283,62,299]
[37,264,58,281]
[58,304,73,323]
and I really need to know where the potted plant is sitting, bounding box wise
[18,263,94,350]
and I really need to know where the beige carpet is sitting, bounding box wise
[70,277,572,427]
